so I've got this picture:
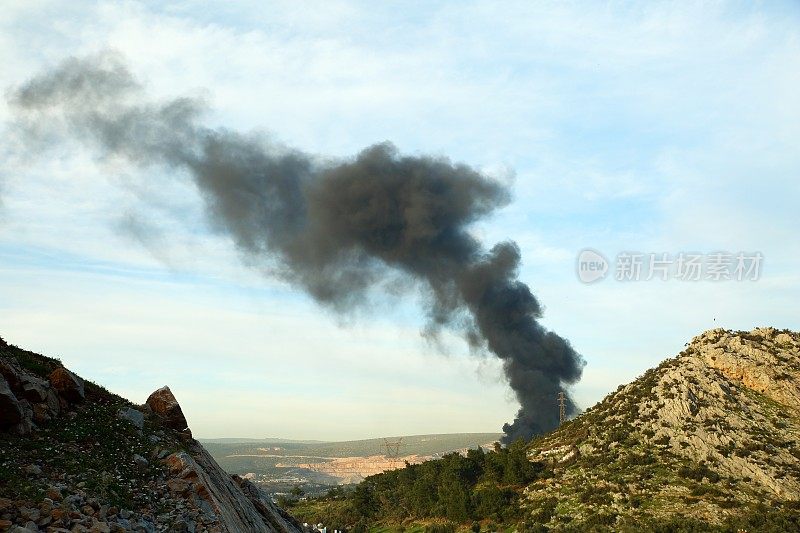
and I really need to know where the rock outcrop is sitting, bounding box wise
[164,446,301,532]
[0,356,77,435]
[0,338,302,533]
[146,386,190,435]
[48,367,85,403]
[0,374,23,426]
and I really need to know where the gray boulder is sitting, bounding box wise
[117,407,144,430]
[0,375,22,428]
[20,375,48,403]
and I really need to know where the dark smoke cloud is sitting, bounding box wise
[9,52,585,440]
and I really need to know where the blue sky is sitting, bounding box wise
[1,1,798,439]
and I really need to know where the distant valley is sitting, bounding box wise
[201,433,501,494]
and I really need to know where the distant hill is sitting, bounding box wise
[293,327,800,532]
[199,437,325,444]
[204,433,502,491]
[203,433,502,459]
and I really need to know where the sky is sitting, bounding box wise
[0,0,798,440]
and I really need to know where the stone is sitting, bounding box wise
[165,452,194,475]
[0,374,22,428]
[117,407,144,430]
[145,386,189,433]
[15,399,34,434]
[45,389,60,417]
[20,376,48,403]
[24,464,42,476]
[167,478,191,494]
[47,368,84,402]
[133,454,149,469]
[90,521,110,533]
[32,403,51,424]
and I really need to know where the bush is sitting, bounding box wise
[517,521,549,533]
[301,442,540,525]
[530,497,557,524]
[351,520,368,533]
[678,464,720,483]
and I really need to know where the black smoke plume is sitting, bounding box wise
[9,53,585,441]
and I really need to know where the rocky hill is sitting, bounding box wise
[0,336,301,533]
[290,327,800,532]
[524,327,800,531]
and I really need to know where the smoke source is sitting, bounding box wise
[9,53,585,441]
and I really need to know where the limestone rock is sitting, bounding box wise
[20,375,48,403]
[146,386,189,434]
[117,407,144,430]
[0,374,22,428]
[164,446,303,532]
[48,367,85,402]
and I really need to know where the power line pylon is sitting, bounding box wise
[381,437,404,458]
[557,392,566,425]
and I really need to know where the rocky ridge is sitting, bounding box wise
[522,327,800,531]
[0,336,301,533]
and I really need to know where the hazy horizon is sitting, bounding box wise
[195,432,502,443]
